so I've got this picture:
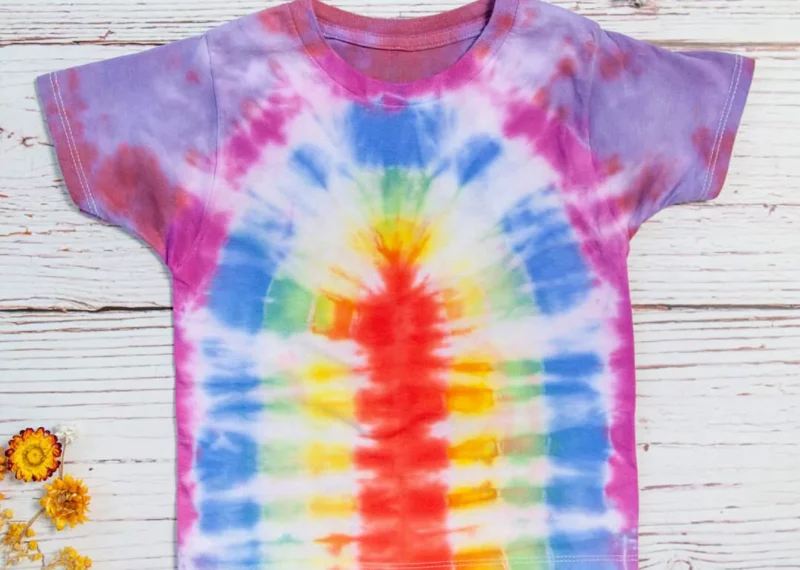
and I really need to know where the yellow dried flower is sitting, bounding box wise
[45,546,92,570]
[1,521,40,566]
[41,475,91,531]
[0,446,6,481]
[5,427,62,482]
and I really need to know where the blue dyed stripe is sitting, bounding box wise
[500,194,592,315]
[199,499,260,533]
[290,145,328,189]
[457,136,502,186]
[204,374,261,396]
[548,529,616,564]
[544,352,602,379]
[547,426,610,470]
[546,476,607,513]
[207,234,271,333]
[209,399,263,419]
[545,395,605,432]
[347,103,444,168]
[196,431,257,492]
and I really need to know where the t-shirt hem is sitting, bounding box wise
[704,54,756,201]
[180,554,638,569]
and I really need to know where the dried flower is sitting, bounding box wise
[53,426,79,445]
[44,546,92,570]
[5,428,62,482]
[0,447,6,482]
[40,475,91,531]
[1,521,40,566]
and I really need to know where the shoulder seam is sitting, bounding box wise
[172,32,220,274]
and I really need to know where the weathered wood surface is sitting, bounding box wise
[1,1,799,569]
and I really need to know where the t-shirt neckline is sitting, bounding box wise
[288,0,520,102]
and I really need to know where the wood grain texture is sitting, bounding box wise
[1,1,799,569]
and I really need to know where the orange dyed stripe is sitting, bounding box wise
[449,436,499,465]
[447,383,495,414]
[453,546,506,570]
[448,481,499,509]
[451,359,495,377]
[311,293,355,340]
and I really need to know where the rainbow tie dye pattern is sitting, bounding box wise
[36,0,753,568]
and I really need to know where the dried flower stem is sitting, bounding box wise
[20,508,44,541]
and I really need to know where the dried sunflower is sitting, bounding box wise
[6,427,62,482]
[40,475,91,531]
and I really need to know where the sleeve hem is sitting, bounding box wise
[35,71,101,220]
[703,55,755,201]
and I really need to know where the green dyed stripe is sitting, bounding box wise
[507,538,547,569]
[501,479,543,506]
[500,360,544,403]
[262,500,306,519]
[486,259,537,319]
[263,276,313,336]
[504,433,546,464]
[381,169,430,218]
[501,383,543,402]
[259,444,303,475]
[502,359,542,377]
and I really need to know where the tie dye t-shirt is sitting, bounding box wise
[36,0,754,568]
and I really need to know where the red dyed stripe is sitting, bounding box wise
[351,251,453,565]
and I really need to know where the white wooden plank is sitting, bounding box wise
[2,46,798,310]
[1,308,799,568]
[0,0,797,45]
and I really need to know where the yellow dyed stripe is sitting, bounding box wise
[306,442,351,475]
[306,389,354,420]
[309,495,357,517]
[447,383,495,414]
[453,546,506,569]
[352,218,439,264]
[306,360,350,383]
[448,481,499,509]
[449,436,499,466]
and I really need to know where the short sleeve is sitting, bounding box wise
[36,35,218,267]
[588,28,754,235]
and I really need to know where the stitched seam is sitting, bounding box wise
[322,30,482,52]
[319,15,487,41]
[172,33,220,273]
[703,56,744,197]
[701,54,741,199]
[50,73,98,216]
